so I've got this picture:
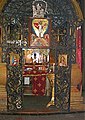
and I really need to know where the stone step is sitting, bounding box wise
[0,89,7,91]
[24,93,34,96]
[0,99,7,103]
[0,105,7,112]
[0,87,6,88]
[71,86,81,92]
[23,86,32,95]
[0,90,6,93]
[0,103,7,105]
[0,63,7,111]
[71,106,85,111]
[71,96,83,101]
[71,64,82,86]
[0,87,6,91]
[0,86,6,88]
[0,96,7,98]
[0,89,6,92]
[0,93,7,95]
[70,101,83,104]
[71,87,81,97]
[0,103,7,106]
[0,108,7,112]
[70,101,85,106]
[71,93,81,97]
[70,104,85,110]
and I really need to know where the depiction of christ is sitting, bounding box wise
[33,20,48,38]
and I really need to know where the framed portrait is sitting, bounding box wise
[58,54,67,67]
[29,18,51,47]
[10,52,20,66]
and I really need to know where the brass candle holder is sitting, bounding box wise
[47,73,55,107]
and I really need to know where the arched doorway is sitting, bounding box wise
[0,0,83,112]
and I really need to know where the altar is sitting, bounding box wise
[23,49,49,95]
[23,63,48,96]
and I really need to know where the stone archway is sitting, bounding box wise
[0,0,83,112]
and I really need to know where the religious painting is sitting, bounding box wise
[10,52,20,66]
[0,26,2,45]
[23,49,50,64]
[58,54,67,67]
[29,18,51,47]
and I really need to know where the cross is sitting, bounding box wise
[56,29,65,42]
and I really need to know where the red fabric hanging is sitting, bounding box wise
[76,26,82,71]
[32,75,46,96]
[76,26,82,91]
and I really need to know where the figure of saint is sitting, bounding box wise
[38,21,43,37]
[12,58,18,66]
[59,55,67,66]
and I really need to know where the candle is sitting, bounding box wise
[53,63,55,72]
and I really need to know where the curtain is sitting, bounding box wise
[76,26,82,71]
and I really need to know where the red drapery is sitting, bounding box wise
[32,75,46,96]
[76,26,82,71]
[23,65,47,96]
[76,26,82,91]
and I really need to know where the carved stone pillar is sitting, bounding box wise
[0,63,7,111]
[70,64,84,111]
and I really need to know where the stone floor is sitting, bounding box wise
[0,91,85,114]
[0,112,85,120]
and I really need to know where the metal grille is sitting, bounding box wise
[0,0,81,112]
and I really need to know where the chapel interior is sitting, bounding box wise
[0,0,85,113]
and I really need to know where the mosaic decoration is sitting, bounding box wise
[0,0,83,112]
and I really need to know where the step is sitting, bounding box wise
[24,93,34,96]
[0,93,7,95]
[0,90,6,92]
[70,96,83,101]
[71,87,81,91]
[0,87,6,88]
[71,87,81,97]
[0,107,7,111]
[24,89,32,93]
[70,103,85,110]
[0,88,7,91]
[0,95,7,98]
[71,93,81,97]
